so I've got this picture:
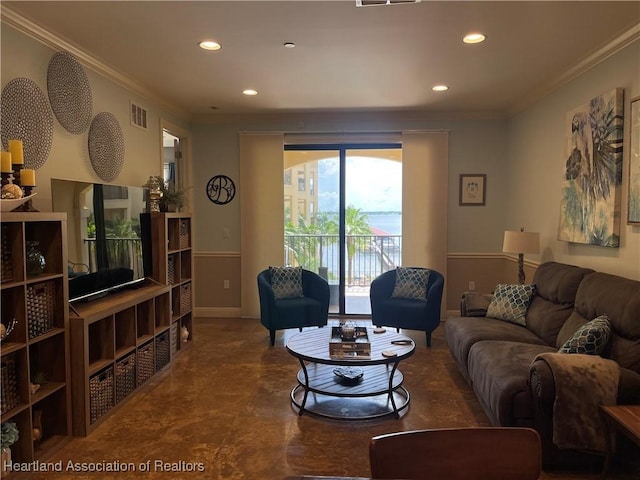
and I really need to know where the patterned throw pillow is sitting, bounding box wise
[269,266,304,299]
[391,267,430,302]
[559,314,612,355]
[486,283,536,325]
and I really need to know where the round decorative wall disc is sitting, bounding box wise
[206,175,236,205]
[88,112,125,182]
[47,51,93,134]
[0,77,54,169]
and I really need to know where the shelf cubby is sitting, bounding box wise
[136,299,154,343]
[29,331,67,388]
[88,316,114,369]
[155,291,171,332]
[0,212,71,463]
[115,307,136,356]
[1,285,26,344]
[69,282,170,436]
[32,387,70,458]
[1,221,24,284]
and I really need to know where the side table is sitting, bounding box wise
[600,405,640,479]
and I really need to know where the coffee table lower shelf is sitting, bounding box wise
[290,363,410,420]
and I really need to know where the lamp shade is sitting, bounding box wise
[502,230,540,254]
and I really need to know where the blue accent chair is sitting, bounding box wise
[369,268,444,347]
[257,268,330,346]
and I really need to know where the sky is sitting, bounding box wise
[317,156,402,212]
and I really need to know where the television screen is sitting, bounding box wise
[51,178,152,302]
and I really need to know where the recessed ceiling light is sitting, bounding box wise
[242,89,258,96]
[432,85,449,92]
[199,40,222,51]
[283,42,296,48]
[463,33,486,44]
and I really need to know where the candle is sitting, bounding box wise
[21,168,36,187]
[8,139,24,165]
[1,152,11,173]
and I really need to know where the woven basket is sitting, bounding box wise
[27,281,56,338]
[1,224,13,283]
[115,353,136,404]
[170,322,178,356]
[1,355,20,414]
[179,220,190,249]
[180,283,191,315]
[167,255,176,284]
[89,367,114,424]
[137,340,154,385]
[155,331,170,372]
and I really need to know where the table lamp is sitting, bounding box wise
[502,228,540,284]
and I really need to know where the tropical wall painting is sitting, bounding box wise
[629,97,640,225]
[558,88,624,247]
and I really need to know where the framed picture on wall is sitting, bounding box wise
[459,174,486,206]
[629,96,640,225]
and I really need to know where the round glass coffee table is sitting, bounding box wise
[286,326,415,420]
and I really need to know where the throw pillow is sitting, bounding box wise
[486,283,536,325]
[558,314,612,355]
[269,266,304,299]
[391,267,430,301]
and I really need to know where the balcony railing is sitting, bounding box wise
[284,234,401,286]
[83,237,144,277]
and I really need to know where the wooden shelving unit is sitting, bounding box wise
[150,213,193,355]
[68,283,171,436]
[0,212,72,465]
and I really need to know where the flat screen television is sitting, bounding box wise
[51,178,153,302]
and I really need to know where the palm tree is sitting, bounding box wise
[345,205,372,284]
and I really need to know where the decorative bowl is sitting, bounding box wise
[0,193,37,212]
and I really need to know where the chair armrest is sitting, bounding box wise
[302,270,330,302]
[460,292,493,317]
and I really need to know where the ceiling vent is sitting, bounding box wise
[356,0,420,6]
[130,101,148,130]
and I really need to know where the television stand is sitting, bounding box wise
[68,281,174,435]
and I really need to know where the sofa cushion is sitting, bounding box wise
[486,284,536,325]
[525,262,594,346]
[557,272,640,373]
[468,340,556,426]
[269,266,304,299]
[444,316,548,381]
[391,267,430,301]
[558,315,611,355]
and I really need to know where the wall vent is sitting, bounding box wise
[130,101,148,130]
[356,0,420,6]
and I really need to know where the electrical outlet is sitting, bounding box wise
[223,227,230,238]
[468,281,476,291]
[223,280,230,289]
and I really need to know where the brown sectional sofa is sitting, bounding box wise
[445,261,640,466]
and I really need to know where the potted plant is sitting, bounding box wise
[152,176,188,212]
[1,421,19,474]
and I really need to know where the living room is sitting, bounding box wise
[1,1,639,479]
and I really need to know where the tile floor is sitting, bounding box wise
[21,318,639,479]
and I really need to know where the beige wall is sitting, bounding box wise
[193,253,241,318]
[446,255,538,312]
[506,41,640,280]
[1,24,189,212]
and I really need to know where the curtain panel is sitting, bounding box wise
[401,131,449,312]
[239,133,285,318]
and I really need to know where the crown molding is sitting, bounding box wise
[1,6,191,122]
[509,23,640,116]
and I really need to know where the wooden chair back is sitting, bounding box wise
[369,427,541,480]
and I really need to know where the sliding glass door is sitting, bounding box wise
[284,144,402,316]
